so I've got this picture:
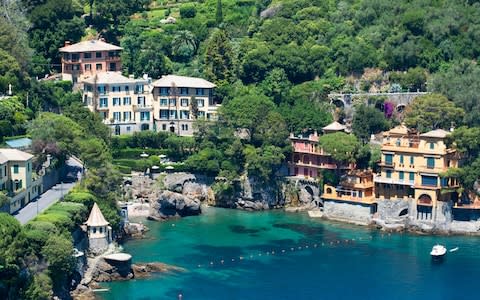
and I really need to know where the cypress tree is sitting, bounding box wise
[216,0,223,25]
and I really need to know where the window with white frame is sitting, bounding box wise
[99,98,108,107]
[180,98,189,107]
[180,110,189,119]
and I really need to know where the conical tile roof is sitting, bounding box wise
[85,203,109,227]
[322,121,346,132]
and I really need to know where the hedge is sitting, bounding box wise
[112,148,170,159]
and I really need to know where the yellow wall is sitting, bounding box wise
[376,131,459,206]
[9,160,31,193]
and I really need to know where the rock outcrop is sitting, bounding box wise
[123,222,149,238]
[132,262,185,279]
[90,257,133,282]
[149,190,201,220]
[89,256,184,283]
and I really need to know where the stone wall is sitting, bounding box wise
[88,237,109,255]
[323,200,373,225]
[377,198,411,220]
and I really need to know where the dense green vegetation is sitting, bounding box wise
[2,0,480,297]
[0,202,87,299]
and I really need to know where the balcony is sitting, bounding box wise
[378,161,395,168]
[292,146,329,156]
[323,186,376,204]
[97,106,109,111]
[290,161,341,170]
[341,180,374,189]
[106,56,121,61]
[373,175,414,186]
[416,165,446,174]
[104,119,135,125]
[133,104,153,111]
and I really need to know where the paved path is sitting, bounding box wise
[15,182,76,224]
[14,157,83,225]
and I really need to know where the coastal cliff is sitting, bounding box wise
[127,172,292,220]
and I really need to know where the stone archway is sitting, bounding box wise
[396,104,406,113]
[418,194,432,205]
[331,98,345,108]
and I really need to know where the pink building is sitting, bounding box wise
[288,122,352,178]
[59,39,122,83]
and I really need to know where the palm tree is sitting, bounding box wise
[171,30,197,61]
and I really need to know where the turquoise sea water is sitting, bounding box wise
[101,207,480,300]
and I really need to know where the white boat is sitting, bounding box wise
[430,244,447,259]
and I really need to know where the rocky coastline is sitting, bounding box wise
[123,172,480,235]
[72,253,184,300]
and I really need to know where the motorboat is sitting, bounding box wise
[430,244,447,259]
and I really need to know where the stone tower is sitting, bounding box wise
[85,203,112,254]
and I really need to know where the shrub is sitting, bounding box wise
[63,192,97,208]
[180,4,196,18]
[24,272,53,300]
[24,228,50,255]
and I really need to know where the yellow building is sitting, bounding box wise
[323,170,376,204]
[82,72,152,135]
[0,149,43,213]
[374,125,459,212]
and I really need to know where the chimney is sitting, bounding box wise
[64,41,71,47]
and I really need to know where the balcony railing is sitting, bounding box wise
[133,104,153,111]
[373,175,414,186]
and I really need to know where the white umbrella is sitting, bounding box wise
[140,152,149,158]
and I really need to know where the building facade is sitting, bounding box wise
[374,125,459,219]
[82,72,152,135]
[0,149,42,213]
[288,122,352,179]
[151,75,218,136]
[323,170,375,205]
[59,39,122,83]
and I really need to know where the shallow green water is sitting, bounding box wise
[100,207,480,300]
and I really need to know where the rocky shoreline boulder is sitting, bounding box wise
[123,222,149,239]
[149,190,201,220]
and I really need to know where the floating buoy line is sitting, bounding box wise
[194,234,394,269]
